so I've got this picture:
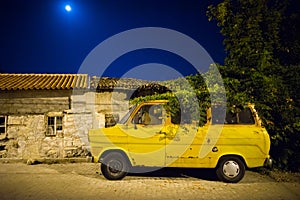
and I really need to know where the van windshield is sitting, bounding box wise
[118,105,136,124]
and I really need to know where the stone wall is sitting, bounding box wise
[0,90,71,114]
[0,89,130,160]
[4,115,45,158]
[0,90,80,159]
[93,91,129,127]
[63,110,92,158]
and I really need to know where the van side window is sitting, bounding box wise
[212,106,255,125]
[224,107,255,124]
[225,111,238,124]
[170,108,181,124]
[238,108,255,124]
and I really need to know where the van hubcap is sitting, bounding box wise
[108,160,123,174]
[223,161,240,178]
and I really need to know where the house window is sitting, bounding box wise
[47,116,63,136]
[0,116,7,136]
[105,114,119,128]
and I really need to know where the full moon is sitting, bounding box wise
[65,5,72,12]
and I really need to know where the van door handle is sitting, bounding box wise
[157,131,167,135]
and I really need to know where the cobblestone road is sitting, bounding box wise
[0,162,299,200]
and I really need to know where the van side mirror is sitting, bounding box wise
[134,123,137,130]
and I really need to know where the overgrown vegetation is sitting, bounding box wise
[207,0,300,171]
[130,78,207,126]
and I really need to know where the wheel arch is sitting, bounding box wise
[99,149,133,167]
[216,154,248,169]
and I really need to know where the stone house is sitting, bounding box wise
[0,74,166,160]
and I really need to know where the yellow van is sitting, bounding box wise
[88,100,272,183]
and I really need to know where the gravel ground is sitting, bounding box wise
[0,162,299,200]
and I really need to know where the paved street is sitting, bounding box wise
[0,162,299,200]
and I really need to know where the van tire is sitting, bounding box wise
[101,152,128,180]
[216,156,245,183]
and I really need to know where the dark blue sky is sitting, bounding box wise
[0,0,225,79]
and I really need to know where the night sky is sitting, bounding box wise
[0,0,225,80]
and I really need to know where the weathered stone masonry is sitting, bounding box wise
[0,89,131,159]
[1,90,78,158]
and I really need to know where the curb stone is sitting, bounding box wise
[0,157,93,164]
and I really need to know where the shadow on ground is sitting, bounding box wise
[128,167,218,181]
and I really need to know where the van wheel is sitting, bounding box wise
[216,156,245,183]
[101,152,128,180]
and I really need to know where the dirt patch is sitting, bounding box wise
[255,167,300,183]
[269,169,300,183]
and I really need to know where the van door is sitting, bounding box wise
[127,104,167,167]
[164,124,207,167]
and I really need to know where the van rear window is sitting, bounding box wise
[212,106,255,125]
[237,108,255,124]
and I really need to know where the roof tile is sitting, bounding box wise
[0,74,88,90]
[90,77,152,90]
